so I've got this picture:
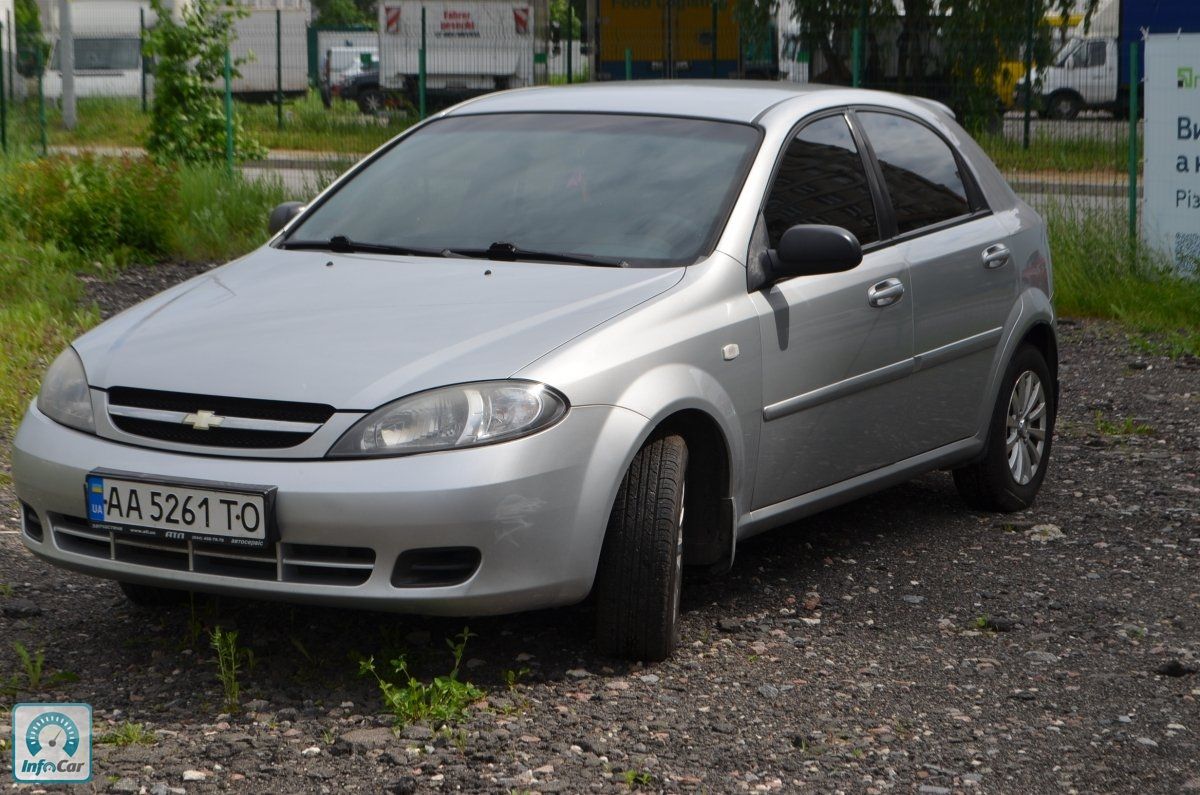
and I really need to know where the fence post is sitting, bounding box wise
[419,7,427,120]
[0,21,6,153]
[625,47,632,80]
[275,9,283,131]
[1127,39,1139,250]
[6,10,13,110]
[710,0,717,78]
[1022,0,1033,149]
[565,7,572,83]
[224,47,234,176]
[140,7,148,113]
[36,46,46,156]
[851,0,867,87]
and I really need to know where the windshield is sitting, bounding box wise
[285,113,762,267]
[1054,38,1081,67]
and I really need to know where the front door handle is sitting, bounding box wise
[867,278,905,308]
[982,243,1011,269]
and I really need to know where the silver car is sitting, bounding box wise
[13,83,1057,660]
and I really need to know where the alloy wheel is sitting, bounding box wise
[1005,370,1047,485]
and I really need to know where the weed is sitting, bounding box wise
[3,642,79,696]
[359,627,485,728]
[97,721,157,746]
[622,769,654,789]
[503,667,530,692]
[210,626,252,713]
[321,727,336,745]
[0,584,12,596]
[438,726,470,753]
[973,615,989,629]
[1093,411,1154,437]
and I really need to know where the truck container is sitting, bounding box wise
[377,0,536,101]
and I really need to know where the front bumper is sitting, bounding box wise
[12,402,645,615]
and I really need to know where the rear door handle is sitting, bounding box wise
[982,243,1011,269]
[867,278,905,308]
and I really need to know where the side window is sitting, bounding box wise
[857,112,971,234]
[762,114,880,248]
[1087,40,1107,67]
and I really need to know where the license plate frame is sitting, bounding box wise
[85,468,278,549]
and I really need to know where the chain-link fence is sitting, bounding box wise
[0,0,1146,231]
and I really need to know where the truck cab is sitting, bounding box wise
[1037,36,1118,118]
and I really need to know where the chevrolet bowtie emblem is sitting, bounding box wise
[183,410,225,430]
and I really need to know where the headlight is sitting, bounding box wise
[328,380,568,458]
[37,347,95,433]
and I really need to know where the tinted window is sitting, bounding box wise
[858,112,971,234]
[288,113,760,267]
[52,38,141,71]
[763,115,879,247]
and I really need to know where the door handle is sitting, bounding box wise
[982,243,1011,269]
[867,278,905,308]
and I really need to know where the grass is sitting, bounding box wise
[3,641,79,696]
[359,627,485,729]
[1047,209,1200,357]
[1093,411,1154,437]
[979,130,1137,174]
[12,93,411,155]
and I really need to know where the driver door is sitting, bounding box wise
[749,112,916,510]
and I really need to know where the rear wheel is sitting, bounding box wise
[1045,91,1082,120]
[119,581,191,607]
[357,88,386,116]
[954,345,1055,512]
[593,433,687,661]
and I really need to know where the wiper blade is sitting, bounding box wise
[450,241,628,268]
[280,235,448,257]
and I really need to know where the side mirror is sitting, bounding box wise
[764,224,862,283]
[268,201,306,236]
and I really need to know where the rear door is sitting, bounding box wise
[854,109,1015,452]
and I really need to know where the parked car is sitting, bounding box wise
[320,45,379,107]
[13,83,1057,661]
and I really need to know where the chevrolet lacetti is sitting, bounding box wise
[13,83,1057,660]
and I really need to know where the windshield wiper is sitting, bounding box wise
[280,235,449,258]
[450,241,628,268]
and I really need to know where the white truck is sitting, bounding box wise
[40,0,310,101]
[377,0,535,104]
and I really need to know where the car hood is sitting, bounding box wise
[75,248,684,409]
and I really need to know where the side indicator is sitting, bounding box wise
[722,344,740,361]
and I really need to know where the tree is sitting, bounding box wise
[739,0,1102,128]
[312,0,372,28]
[14,0,49,77]
[142,0,264,164]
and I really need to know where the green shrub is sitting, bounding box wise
[0,156,175,261]
[170,167,288,261]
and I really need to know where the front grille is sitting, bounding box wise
[106,387,336,449]
[51,515,375,587]
[110,416,311,449]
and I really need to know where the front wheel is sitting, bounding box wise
[593,433,687,661]
[954,345,1055,512]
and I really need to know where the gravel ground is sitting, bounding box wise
[2,263,1199,794]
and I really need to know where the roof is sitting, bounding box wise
[446,81,841,124]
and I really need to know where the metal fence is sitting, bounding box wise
[0,1,1142,232]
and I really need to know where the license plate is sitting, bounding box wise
[85,470,277,549]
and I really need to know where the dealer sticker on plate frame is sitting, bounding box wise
[85,469,277,549]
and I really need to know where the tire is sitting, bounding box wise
[593,433,688,661]
[1045,91,1082,120]
[119,581,190,607]
[357,88,385,116]
[953,345,1055,512]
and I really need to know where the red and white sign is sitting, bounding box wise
[513,6,529,34]
[384,5,401,33]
